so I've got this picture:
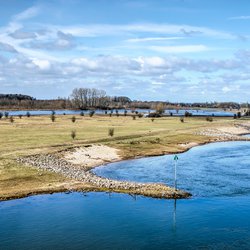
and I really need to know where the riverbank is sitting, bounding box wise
[1,115,250,201]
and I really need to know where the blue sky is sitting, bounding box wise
[0,0,250,102]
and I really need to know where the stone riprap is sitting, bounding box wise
[17,154,190,199]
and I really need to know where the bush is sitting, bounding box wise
[151,118,155,122]
[80,111,84,116]
[148,112,161,118]
[71,116,76,123]
[0,112,3,119]
[26,111,31,117]
[9,116,14,123]
[89,110,95,117]
[184,111,192,117]
[206,116,213,122]
[50,114,56,122]
[18,114,22,119]
[108,128,114,137]
[180,117,184,123]
[4,112,9,118]
[71,130,76,139]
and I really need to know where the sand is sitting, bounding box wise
[63,145,121,168]
[216,125,250,135]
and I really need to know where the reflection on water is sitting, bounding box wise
[93,141,250,197]
[0,192,250,250]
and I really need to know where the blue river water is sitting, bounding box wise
[93,141,250,198]
[0,108,234,117]
[1,141,250,249]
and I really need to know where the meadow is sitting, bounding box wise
[0,114,239,200]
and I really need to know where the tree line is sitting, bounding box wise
[0,88,248,111]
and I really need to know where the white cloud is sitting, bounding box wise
[13,6,39,21]
[229,16,250,20]
[56,23,235,40]
[32,59,51,70]
[149,45,209,53]
[126,36,184,43]
[222,86,231,93]
[0,42,17,53]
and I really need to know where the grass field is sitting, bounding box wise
[0,114,239,200]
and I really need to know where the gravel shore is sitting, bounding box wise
[17,153,190,199]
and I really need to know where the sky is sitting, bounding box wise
[0,0,250,102]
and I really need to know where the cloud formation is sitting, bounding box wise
[0,2,249,102]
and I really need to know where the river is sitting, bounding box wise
[0,108,234,117]
[1,141,250,249]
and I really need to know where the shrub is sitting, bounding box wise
[9,116,14,123]
[180,117,184,123]
[89,110,95,117]
[18,114,22,119]
[0,112,3,119]
[151,118,155,122]
[71,116,76,123]
[71,130,76,139]
[50,114,56,122]
[4,112,9,118]
[206,116,213,122]
[80,111,84,116]
[26,111,31,117]
[108,128,114,137]
[184,111,192,117]
[148,112,161,118]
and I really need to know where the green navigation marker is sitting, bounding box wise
[173,155,178,190]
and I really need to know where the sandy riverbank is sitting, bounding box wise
[63,145,121,169]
